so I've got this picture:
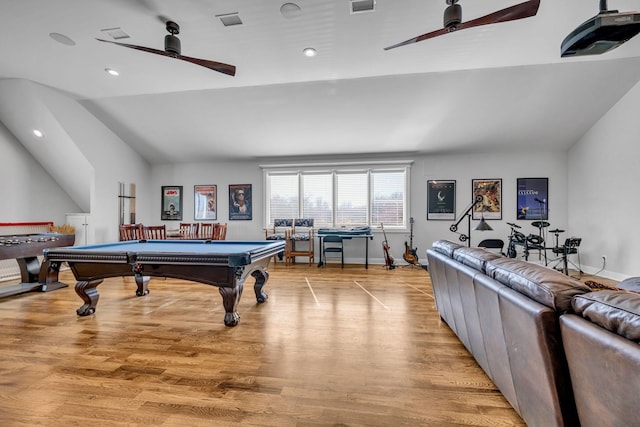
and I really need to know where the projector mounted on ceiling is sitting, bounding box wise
[561,0,640,57]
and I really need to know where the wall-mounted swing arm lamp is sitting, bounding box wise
[449,195,493,246]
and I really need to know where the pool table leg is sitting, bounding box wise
[134,273,150,296]
[75,279,103,316]
[219,283,243,327]
[252,269,269,303]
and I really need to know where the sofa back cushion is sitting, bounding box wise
[571,290,640,342]
[485,258,590,313]
[432,240,462,258]
[453,246,502,273]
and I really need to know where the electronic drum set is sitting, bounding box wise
[506,221,567,264]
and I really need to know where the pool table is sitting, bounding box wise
[43,239,285,326]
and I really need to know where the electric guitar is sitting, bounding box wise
[403,217,419,265]
[381,222,396,270]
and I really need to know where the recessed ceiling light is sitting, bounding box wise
[105,68,120,76]
[33,129,44,138]
[49,32,76,46]
[303,47,317,57]
[281,3,302,19]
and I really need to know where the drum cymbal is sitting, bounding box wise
[506,222,521,229]
[531,221,550,228]
[549,228,565,234]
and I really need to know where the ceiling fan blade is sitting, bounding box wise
[97,38,174,58]
[384,0,540,50]
[384,28,449,50]
[176,54,236,76]
[96,38,236,76]
[457,0,540,31]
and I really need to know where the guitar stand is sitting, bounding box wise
[400,262,422,269]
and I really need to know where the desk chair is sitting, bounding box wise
[142,225,166,240]
[212,223,227,240]
[478,239,505,255]
[322,235,344,268]
[119,224,142,241]
[551,237,582,276]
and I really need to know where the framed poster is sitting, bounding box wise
[427,180,456,220]
[229,184,252,220]
[472,179,502,220]
[517,178,548,220]
[194,185,217,221]
[161,186,183,220]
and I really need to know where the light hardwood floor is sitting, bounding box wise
[1,263,531,426]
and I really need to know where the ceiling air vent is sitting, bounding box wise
[350,0,375,14]
[216,12,243,27]
[100,27,130,40]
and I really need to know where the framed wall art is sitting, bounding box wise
[194,185,217,221]
[517,178,548,220]
[161,185,183,221]
[229,184,252,220]
[472,179,502,220]
[427,180,456,220]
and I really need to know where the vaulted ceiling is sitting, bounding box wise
[3,0,640,163]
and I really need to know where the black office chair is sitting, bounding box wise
[478,239,505,255]
[322,235,344,268]
[551,237,582,276]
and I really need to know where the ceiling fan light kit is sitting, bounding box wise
[164,21,181,57]
[443,0,462,29]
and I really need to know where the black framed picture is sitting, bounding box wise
[194,185,217,220]
[427,180,456,220]
[472,179,502,220]
[517,178,548,220]
[229,184,252,220]
[161,186,183,220]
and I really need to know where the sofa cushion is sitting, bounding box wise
[432,240,462,258]
[572,291,640,342]
[617,277,640,292]
[485,258,590,312]
[453,246,502,273]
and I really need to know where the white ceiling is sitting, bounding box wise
[3,0,640,163]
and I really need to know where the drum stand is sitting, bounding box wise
[548,230,583,277]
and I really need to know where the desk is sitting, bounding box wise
[317,227,373,269]
[43,239,285,326]
[0,232,75,298]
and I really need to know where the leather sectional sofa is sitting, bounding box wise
[426,240,640,427]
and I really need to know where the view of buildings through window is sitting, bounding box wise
[265,166,408,228]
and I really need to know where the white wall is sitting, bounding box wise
[0,120,80,224]
[6,77,630,278]
[569,80,640,281]
[412,151,568,261]
[151,161,263,240]
[0,80,152,243]
[150,151,569,267]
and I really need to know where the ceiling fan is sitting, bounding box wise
[96,20,236,76]
[384,0,541,50]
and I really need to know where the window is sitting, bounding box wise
[263,162,410,229]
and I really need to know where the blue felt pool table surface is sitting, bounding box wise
[49,240,285,266]
[62,239,279,254]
